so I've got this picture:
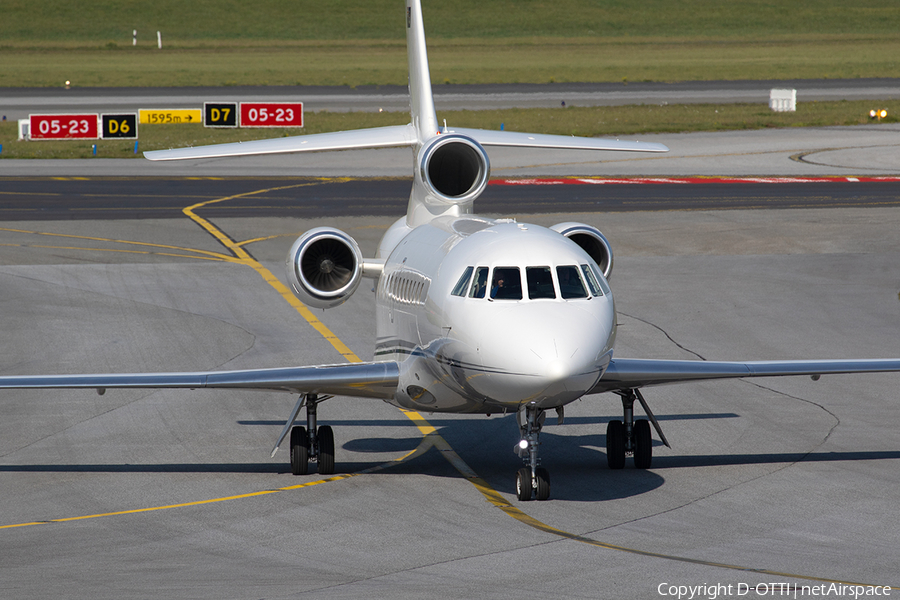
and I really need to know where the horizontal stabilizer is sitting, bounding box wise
[0,362,400,399]
[145,124,417,161]
[592,357,900,393]
[450,127,669,153]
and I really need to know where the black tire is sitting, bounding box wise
[516,467,533,501]
[290,426,309,476]
[606,420,626,470]
[317,425,335,475]
[535,467,550,501]
[633,419,652,469]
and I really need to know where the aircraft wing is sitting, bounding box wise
[144,124,418,161]
[590,357,900,394]
[449,127,669,153]
[0,362,399,399]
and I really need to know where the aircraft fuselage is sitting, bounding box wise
[375,216,616,414]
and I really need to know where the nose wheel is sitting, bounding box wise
[514,404,551,501]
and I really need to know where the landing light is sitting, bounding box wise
[518,439,529,450]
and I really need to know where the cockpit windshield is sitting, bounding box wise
[526,267,555,299]
[557,265,587,299]
[469,267,489,299]
[452,263,609,302]
[490,267,523,300]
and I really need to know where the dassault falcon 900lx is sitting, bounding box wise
[3,0,900,501]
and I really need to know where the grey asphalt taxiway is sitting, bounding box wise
[3,79,900,121]
[1,126,900,598]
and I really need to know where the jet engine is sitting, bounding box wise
[416,133,490,205]
[286,227,364,309]
[551,222,614,278]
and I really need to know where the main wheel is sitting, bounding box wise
[535,467,550,501]
[516,467,533,501]
[290,426,309,475]
[633,419,652,469]
[606,419,626,470]
[317,425,335,475]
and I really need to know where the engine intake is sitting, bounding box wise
[417,133,490,205]
[286,227,363,309]
[551,222,615,279]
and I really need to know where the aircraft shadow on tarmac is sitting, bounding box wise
[5,410,898,502]
[234,413,742,428]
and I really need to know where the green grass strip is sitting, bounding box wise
[2,100,897,160]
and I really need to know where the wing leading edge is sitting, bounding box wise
[0,362,400,399]
[450,127,669,154]
[591,357,900,394]
[144,125,419,162]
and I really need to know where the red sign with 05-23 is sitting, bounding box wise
[29,114,100,139]
[239,102,303,127]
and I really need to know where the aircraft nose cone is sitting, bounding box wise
[473,302,613,405]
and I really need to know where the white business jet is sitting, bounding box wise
[3,1,900,501]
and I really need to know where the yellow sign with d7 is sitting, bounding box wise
[101,114,138,139]
[204,103,238,128]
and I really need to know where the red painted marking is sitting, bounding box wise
[489,176,900,185]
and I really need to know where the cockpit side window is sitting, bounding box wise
[590,263,612,296]
[526,266,556,299]
[490,267,523,300]
[557,265,588,299]
[580,264,603,297]
[469,266,489,298]
[451,266,474,297]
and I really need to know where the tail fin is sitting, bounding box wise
[406,0,439,143]
[145,0,667,163]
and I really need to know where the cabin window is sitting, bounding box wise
[469,267,489,298]
[526,266,556,299]
[490,267,523,300]
[556,265,587,299]
[451,266,473,297]
[580,264,603,297]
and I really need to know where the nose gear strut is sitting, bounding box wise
[514,403,550,501]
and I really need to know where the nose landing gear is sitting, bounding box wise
[514,403,550,501]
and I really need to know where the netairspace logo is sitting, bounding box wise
[657,582,893,599]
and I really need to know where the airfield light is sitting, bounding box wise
[880,109,888,119]
[870,110,877,118]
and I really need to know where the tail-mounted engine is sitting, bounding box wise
[551,222,615,279]
[416,133,490,206]
[286,227,364,309]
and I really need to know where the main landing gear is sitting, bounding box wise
[607,388,670,470]
[514,403,550,501]
[274,393,336,476]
